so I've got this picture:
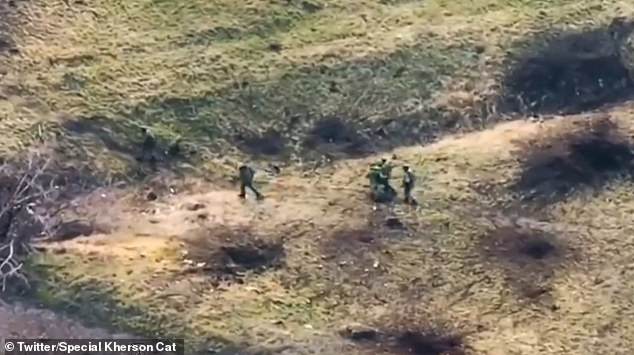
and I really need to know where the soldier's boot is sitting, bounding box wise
[404,187,418,205]
[238,184,247,199]
[249,185,264,200]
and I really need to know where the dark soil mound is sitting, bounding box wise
[502,21,634,115]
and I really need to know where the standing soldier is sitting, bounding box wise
[139,127,157,166]
[367,161,383,188]
[402,165,417,205]
[238,165,264,200]
[379,158,393,189]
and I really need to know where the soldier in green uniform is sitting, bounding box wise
[238,165,264,200]
[379,159,393,189]
[367,158,398,202]
[139,127,157,166]
[367,161,383,188]
[402,165,417,205]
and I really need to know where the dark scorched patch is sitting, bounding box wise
[478,223,576,300]
[511,117,634,204]
[501,18,634,115]
[182,226,285,282]
[303,117,371,157]
[342,319,466,355]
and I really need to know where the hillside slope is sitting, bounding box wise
[30,110,634,355]
[1,0,633,173]
[1,1,634,355]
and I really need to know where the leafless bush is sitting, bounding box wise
[0,148,70,291]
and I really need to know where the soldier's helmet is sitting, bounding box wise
[403,165,409,171]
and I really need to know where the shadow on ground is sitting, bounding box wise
[501,18,634,115]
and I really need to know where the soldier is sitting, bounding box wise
[402,165,417,205]
[367,161,383,188]
[379,158,392,184]
[374,158,394,191]
[139,127,157,166]
[238,165,264,200]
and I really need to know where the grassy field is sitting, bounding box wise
[2,0,634,354]
[2,0,632,173]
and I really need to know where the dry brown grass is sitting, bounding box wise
[18,108,632,354]
[1,1,634,354]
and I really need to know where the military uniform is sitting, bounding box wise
[238,165,263,200]
[140,128,157,165]
[379,161,393,188]
[370,159,392,191]
[367,163,383,187]
[402,167,416,205]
